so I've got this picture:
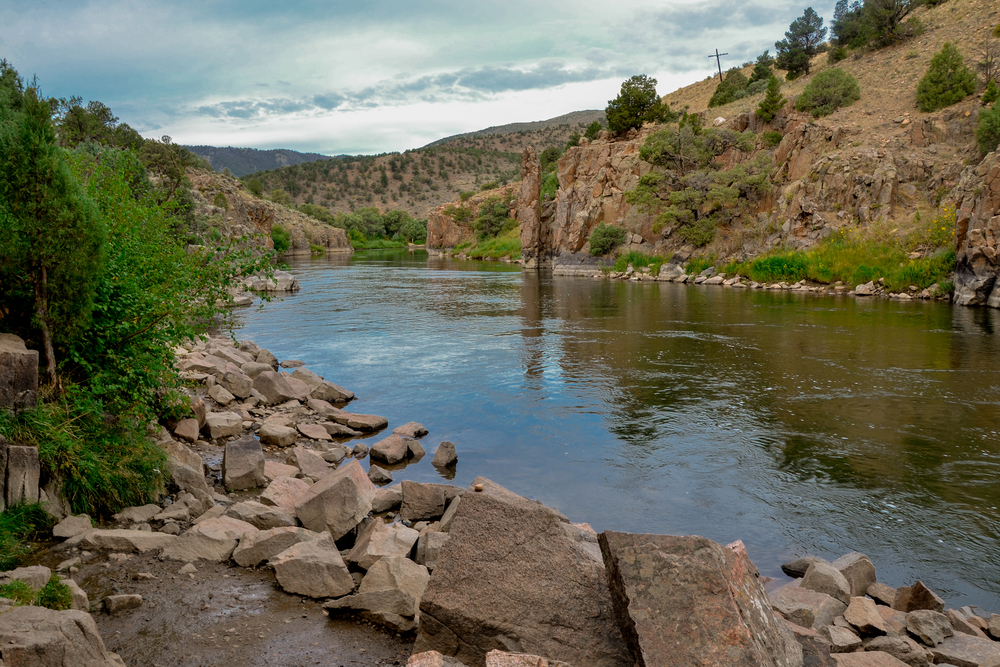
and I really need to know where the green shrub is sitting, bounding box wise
[309,243,324,254]
[757,76,787,122]
[916,43,976,112]
[271,224,290,253]
[606,75,673,133]
[795,68,860,117]
[212,192,228,210]
[677,217,718,246]
[748,52,774,85]
[745,253,809,282]
[397,218,428,243]
[0,580,35,606]
[36,576,72,611]
[612,251,667,275]
[708,68,750,108]
[983,80,999,106]
[746,79,769,97]
[459,191,474,202]
[246,177,263,197]
[763,130,784,147]
[584,121,602,140]
[480,180,499,191]
[977,104,1000,155]
[472,194,514,239]
[589,223,627,255]
[828,45,848,64]
[541,172,558,200]
[565,133,581,149]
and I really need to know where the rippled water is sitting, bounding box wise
[232,249,1000,609]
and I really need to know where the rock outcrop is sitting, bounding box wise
[426,185,517,250]
[0,333,38,412]
[0,606,126,667]
[953,149,1000,306]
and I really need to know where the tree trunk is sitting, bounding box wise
[34,265,57,386]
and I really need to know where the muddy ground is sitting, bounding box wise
[36,548,413,667]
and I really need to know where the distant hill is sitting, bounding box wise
[423,109,606,148]
[184,145,334,177]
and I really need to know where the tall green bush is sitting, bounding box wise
[757,76,787,122]
[708,69,750,107]
[271,224,290,252]
[606,75,673,133]
[589,223,627,255]
[795,68,861,117]
[916,43,976,112]
[977,104,1000,155]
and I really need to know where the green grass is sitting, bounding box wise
[684,255,717,276]
[0,390,167,518]
[460,226,522,259]
[0,504,54,570]
[350,235,409,249]
[0,575,73,610]
[612,250,669,276]
[0,580,35,606]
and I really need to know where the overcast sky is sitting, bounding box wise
[1,0,834,155]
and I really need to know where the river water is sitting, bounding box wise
[231,249,1000,610]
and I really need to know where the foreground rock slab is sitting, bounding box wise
[599,532,792,667]
[295,459,377,539]
[0,605,126,667]
[222,436,266,491]
[159,516,258,562]
[325,555,430,632]
[270,532,355,599]
[232,526,319,567]
[414,477,630,667]
[74,529,177,553]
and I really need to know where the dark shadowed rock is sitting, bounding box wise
[0,333,38,412]
[222,436,266,491]
[369,465,394,485]
[892,582,944,613]
[414,477,629,667]
[867,583,897,608]
[782,556,825,579]
[600,532,793,667]
[782,621,837,667]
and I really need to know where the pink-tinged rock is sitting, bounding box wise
[600,532,791,667]
[876,606,908,635]
[283,375,313,402]
[832,652,911,667]
[407,651,451,667]
[371,435,411,465]
[264,460,299,481]
[393,422,428,438]
[173,419,200,443]
[844,597,886,636]
[259,422,298,447]
[297,422,332,441]
[159,516,258,562]
[328,411,388,432]
[929,634,1000,667]
[946,609,990,639]
[287,445,330,479]
[270,532,355,598]
[76,529,177,553]
[260,476,311,512]
[224,500,297,530]
[867,582,897,607]
[346,519,420,570]
[294,459,377,539]
[485,650,574,667]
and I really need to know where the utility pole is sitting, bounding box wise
[708,49,728,82]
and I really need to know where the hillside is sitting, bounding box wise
[243,114,605,219]
[186,145,334,177]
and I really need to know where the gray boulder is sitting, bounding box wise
[769,583,846,629]
[393,422,428,438]
[0,605,126,667]
[928,633,1000,667]
[415,531,450,571]
[203,411,242,440]
[864,636,930,667]
[159,516,257,562]
[252,371,297,405]
[324,555,430,633]
[0,565,51,590]
[832,552,877,597]
[372,485,403,513]
[892,581,945,613]
[346,520,419,570]
[414,477,629,667]
[259,422,298,447]
[286,445,330,479]
[221,369,253,399]
[327,411,389,432]
[401,481,462,522]
[294,459,376,539]
[369,465,394,485]
[232,526,319,567]
[224,500,297,530]
[208,383,236,406]
[1,441,40,510]
[52,514,93,539]
[260,476,311,512]
[222,436,266,491]
[432,441,458,468]
[74,529,177,553]
[370,435,411,465]
[0,333,38,412]
[802,561,852,605]
[270,532,355,598]
[906,610,953,646]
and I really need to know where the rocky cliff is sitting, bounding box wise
[188,170,352,255]
[513,100,980,278]
[953,149,1000,306]
[426,184,517,250]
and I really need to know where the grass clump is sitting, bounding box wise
[0,504,54,570]
[461,225,522,260]
[36,575,73,610]
[612,251,669,276]
[0,580,35,606]
[795,68,860,117]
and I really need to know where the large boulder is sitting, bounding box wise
[0,605,125,667]
[802,561,852,605]
[74,529,177,553]
[221,369,253,399]
[260,476,311,512]
[370,435,411,464]
[291,367,354,403]
[287,445,330,479]
[600,532,792,667]
[770,583,848,629]
[831,552,877,597]
[0,333,38,412]
[401,481,461,521]
[393,422,428,438]
[928,634,1000,667]
[259,422,298,447]
[224,500,297,530]
[906,610,953,646]
[270,532,355,598]
[844,597,886,636]
[222,436,266,491]
[252,371,297,405]
[232,526,319,567]
[294,459,377,539]
[159,516,257,562]
[346,519,420,570]
[414,477,630,667]
[1,442,40,510]
[327,411,389,432]
[891,581,944,613]
[203,411,243,440]
[324,555,430,633]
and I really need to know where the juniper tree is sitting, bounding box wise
[606,75,673,133]
[916,42,976,112]
[757,76,788,121]
[776,8,827,79]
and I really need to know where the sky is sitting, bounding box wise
[0,0,835,155]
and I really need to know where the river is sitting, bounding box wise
[231,248,1000,610]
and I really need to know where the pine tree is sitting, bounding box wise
[776,8,827,79]
[916,43,977,112]
[748,52,774,85]
[756,76,787,122]
[0,88,105,385]
[606,75,674,133]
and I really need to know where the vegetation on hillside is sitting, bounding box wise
[916,42,977,112]
[606,75,675,133]
[795,68,862,116]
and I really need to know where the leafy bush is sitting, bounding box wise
[271,224,290,253]
[828,45,849,63]
[565,133,581,149]
[584,121,602,140]
[763,130,784,147]
[212,192,228,210]
[977,104,1000,154]
[397,218,427,243]
[472,194,514,239]
[539,146,562,172]
[748,52,774,85]
[589,223,627,255]
[757,76,787,122]
[746,79,769,96]
[709,69,749,107]
[916,43,976,112]
[541,172,558,200]
[606,75,674,133]
[745,253,809,282]
[246,177,263,197]
[795,68,861,117]
[36,576,72,611]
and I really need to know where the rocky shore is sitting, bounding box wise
[3,335,1000,667]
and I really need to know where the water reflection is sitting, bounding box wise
[234,250,1000,609]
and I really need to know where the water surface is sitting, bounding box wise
[232,249,1000,609]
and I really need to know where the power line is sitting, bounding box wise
[707,49,729,82]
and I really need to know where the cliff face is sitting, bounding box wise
[426,184,518,249]
[514,102,979,276]
[188,170,351,255]
[953,150,1000,306]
